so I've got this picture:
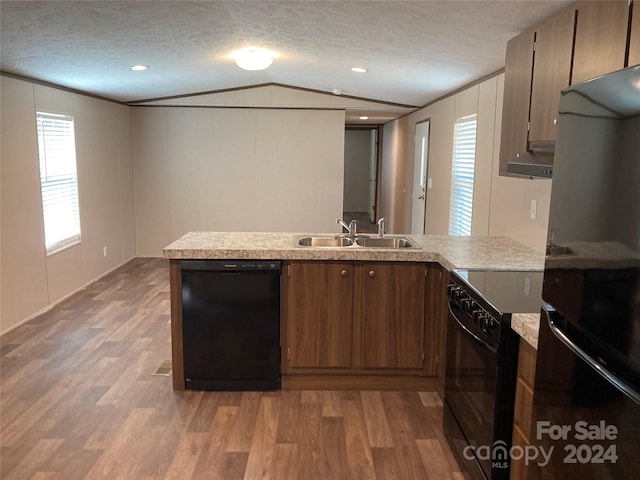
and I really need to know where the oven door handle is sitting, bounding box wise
[543,303,640,405]
[448,302,498,353]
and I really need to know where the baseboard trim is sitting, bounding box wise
[282,374,440,391]
[1,256,137,337]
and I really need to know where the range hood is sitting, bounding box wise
[506,142,555,178]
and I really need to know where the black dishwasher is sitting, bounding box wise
[181,260,281,391]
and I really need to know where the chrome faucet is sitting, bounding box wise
[377,217,385,238]
[337,218,357,239]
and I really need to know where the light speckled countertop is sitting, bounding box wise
[511,313,541,349]
[163,232,545,271]
[163,231,546,347]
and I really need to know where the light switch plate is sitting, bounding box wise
[530,200,537,220]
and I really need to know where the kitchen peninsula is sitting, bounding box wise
[164,232,545,391]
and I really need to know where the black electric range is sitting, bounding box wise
[444,269,543,480]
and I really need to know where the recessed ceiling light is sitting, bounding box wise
[130,65,148,71]
[351,67,367,73]
[360,116,369,120]
[231,47,278,71]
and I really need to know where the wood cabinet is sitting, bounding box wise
[510,339,537,480]
[288,261,354,369]
[499,0,636,177]
[499,28,535,176]
[284,261,438,387]
[630,3,640,67]
[572,1,630,85]
[498,7,575,174]
[362,262,425,369]
[426,263,449,386]
[529,8,576,143]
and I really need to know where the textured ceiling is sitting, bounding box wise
[1,0,570,109]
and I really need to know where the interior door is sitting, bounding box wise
[368,129,378,222]
[411,120,430,234]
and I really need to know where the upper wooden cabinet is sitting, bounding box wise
[288,261,354,369]
[499,0,635,177]
[529,8,576,143]
[630,2,640,66]
[572,1,630,84]
[498,28,535,175]
[361,262,425,369]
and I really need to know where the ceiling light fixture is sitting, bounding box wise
[359,116,369,120]
[130,65,148,71]
[232,47,277,71]
[351,67,367,73]
[332,88,343,95]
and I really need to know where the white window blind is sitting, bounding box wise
[36,112,81,253]
[449,114,477,236]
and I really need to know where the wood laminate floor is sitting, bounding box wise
[1,258,463,479]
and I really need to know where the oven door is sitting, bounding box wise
[444,298,510,480]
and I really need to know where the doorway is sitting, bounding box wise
[343,126,380,233]
[411,120,430,234]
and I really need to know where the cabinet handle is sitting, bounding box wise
[369,270,376,278]
[341,269,348,278]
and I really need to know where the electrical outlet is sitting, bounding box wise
[530,200,537,220]
[427,178,433,189]
[103,246,108,258]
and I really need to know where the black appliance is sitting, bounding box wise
[528,64,640,479]
[445,269,544,480]
[181,260,281,391]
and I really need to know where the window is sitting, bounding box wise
[449,114,477,236]
[36,112,81,253]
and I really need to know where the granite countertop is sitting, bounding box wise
[163,231,545,271]
[511,313,541,349]
[163,231,546,348]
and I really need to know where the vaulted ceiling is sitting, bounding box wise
[1,0,570,121]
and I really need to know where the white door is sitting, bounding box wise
[368,129,378,222]
[411,120,430,234]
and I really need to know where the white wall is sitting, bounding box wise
[1,77,135,334]
[384,72,552,251]
[379,116,411,233]
[343,130,372,212]
[132,107,345,256]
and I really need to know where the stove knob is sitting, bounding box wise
[482,315,498,330]
[474,310,487,325]
[461,298,473,311]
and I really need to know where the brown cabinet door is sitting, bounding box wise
[629,3,640,67]
[572,1,630,84]
[288,261,354,368]
[426,264,448,382]
[361,262,425,369]
[529,8,576,143]
[499,28,535,175]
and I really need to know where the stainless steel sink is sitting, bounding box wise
[297,235,418,249]
[298,236,354,247]
[356,237,418,248]
[546,245,573,256]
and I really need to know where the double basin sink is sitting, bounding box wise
[298,235,418,249]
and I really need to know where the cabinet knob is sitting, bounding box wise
[553,118,558,125]
[369,270,376,278]
[341,269,348,278]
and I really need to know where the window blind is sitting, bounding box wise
[36,112,81,253]
[449,114,477,236]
